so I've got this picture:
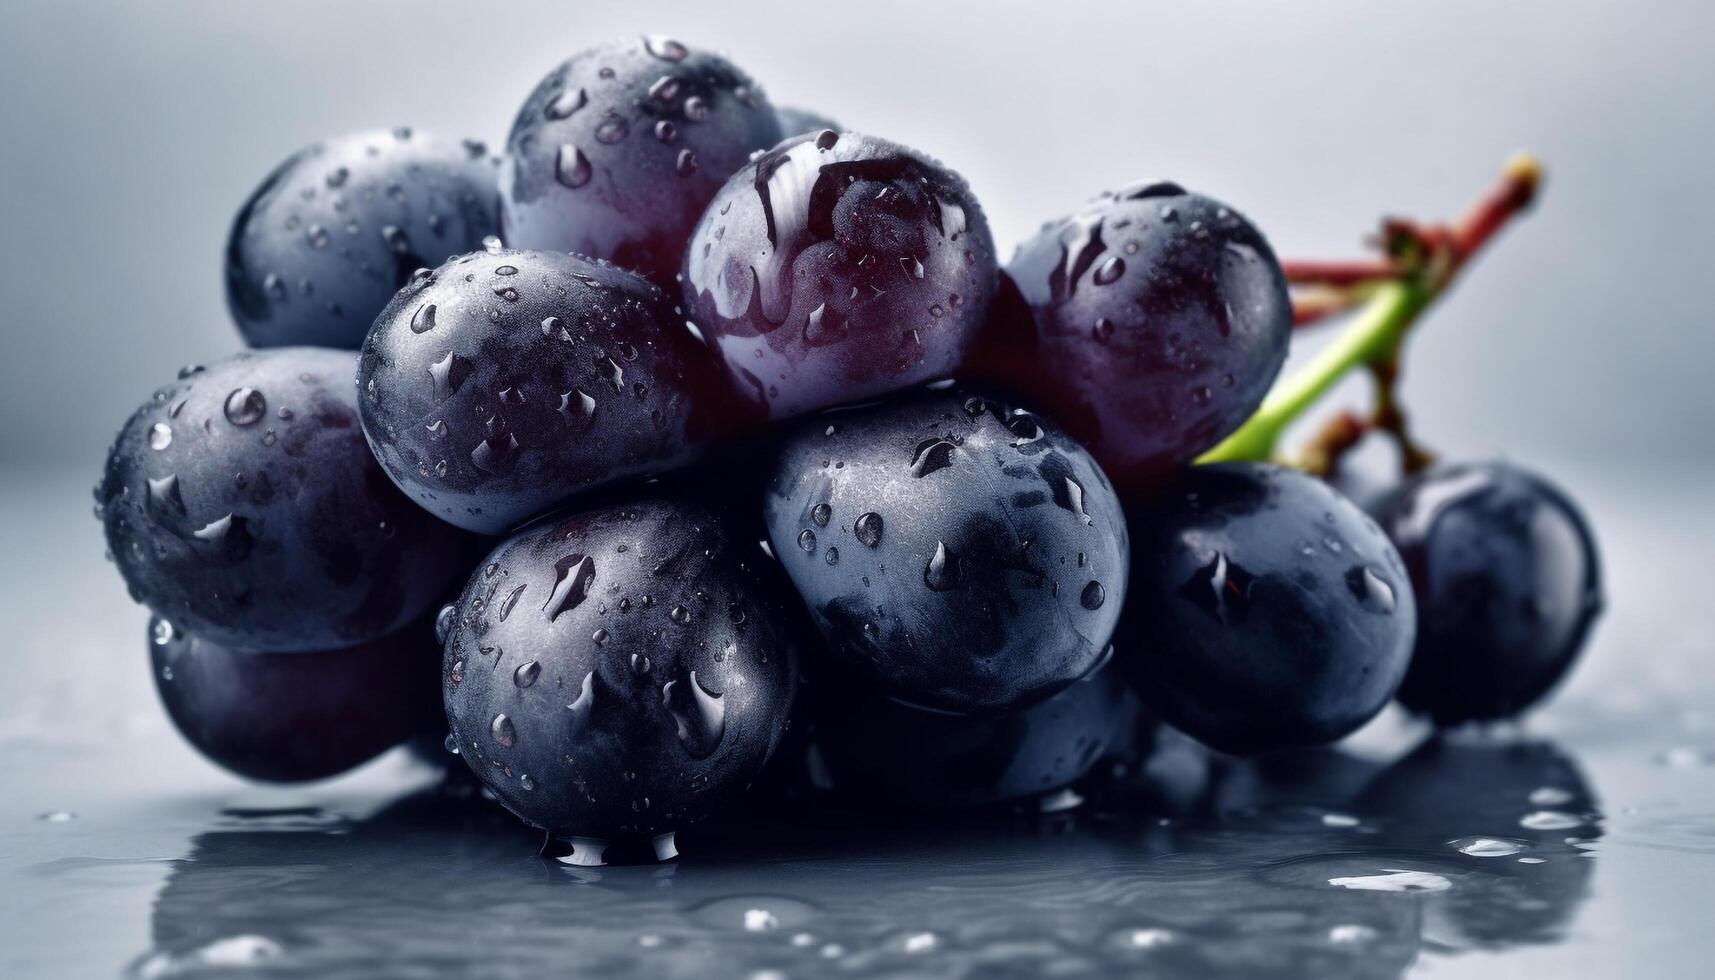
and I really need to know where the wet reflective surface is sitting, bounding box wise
[6,463,1715,978]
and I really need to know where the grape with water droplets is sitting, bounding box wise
[149,615,440,782]
[501,35,782,286]
[763,389,1126,713]
[96,349,472,652]
[683,131,999,420]
[358,248,732,535]
[1368,461,1602,725]
[226,128,500,349]
[440,497,798,860]
[805,652,1134,808]
[1117,463,1415,755]
[998,183,1291,485]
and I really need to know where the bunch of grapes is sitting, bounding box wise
[97,34,1602,863]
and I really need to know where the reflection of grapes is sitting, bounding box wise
[682,131,999,420]
[1001,183,1291,485]
[1117,464,1415,754]
[1370,461,1603,723]
[807,655,1133,808]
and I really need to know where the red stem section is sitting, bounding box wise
[1281,152,1542,329]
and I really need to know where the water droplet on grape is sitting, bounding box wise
[514,660,541,688]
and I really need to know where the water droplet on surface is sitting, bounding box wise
[1180,551,1255,624]
[662,671,725,758]
[644,35,689,60]
[909,438,957,477]
[797,529,817,553]
[545,87,587,119]
[1117,927,1175,950]
[1452,836,1524,857]
[594,115,629,144]
[147,474,185,516]
[192,513,247,547]
[669,605,691,625]
[442,733,459,755]
[1345,566,1396,613]
[675,149,699,176]
[224,387,267,426]
[434,604,456,643]
[148,423,173,451]
[558,389,597,424]
[810,503,832,527]
[1520,811,1584,831]
[428,351,472,401]
[555,145,593,188]
[565,671,597,729]
[497,584,525,622]
[151,619,175,646]
[1327,870,1452,893]
[902,932,937,954]
[490,713,516,748]
[854,512,883,548]
[514,660,541,688]
[409,303,437,333]
[591,628,610,647]
[924,541,960,591]
[1093,255,1126,285]
[543,554,597,621]
[1062,477,1095,525]
[1080,580,1106,610]
[1329,924,1377,945]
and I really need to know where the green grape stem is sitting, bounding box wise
[1198,153,1542,466]
[1199,281,1427,464]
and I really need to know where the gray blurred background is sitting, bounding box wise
[1,0,1710,470]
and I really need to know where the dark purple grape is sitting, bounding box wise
[806,651,1133,808]
[683,132,999,420]
[1369,461,1602,725]
[358,248,732,535]
[500,35,782,285]
[440,498,798,860]
[96,349,472,652]
[763,389,1127,713]
[1117,463,1415,755]
[149,615,439,782]
[226,128,499,349]
[1001,183,1290,485]
[774,106,840,137]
